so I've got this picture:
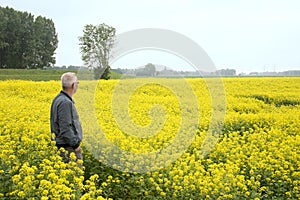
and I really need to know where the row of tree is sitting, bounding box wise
[0,6,58,69]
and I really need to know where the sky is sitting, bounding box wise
[1,0,300,73]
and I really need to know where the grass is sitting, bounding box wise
[0,69,122,81]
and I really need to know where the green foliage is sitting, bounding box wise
[31,16,58,68]
[79,23,116,80]
[0,78,299,199]
[94,66,111,80]
[0,6,58,69]
[110,70,123,79]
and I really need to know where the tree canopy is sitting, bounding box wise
[0,6,58,69]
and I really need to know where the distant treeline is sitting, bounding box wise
[114,64,238,77]
[0,6,58,69]
[114,64,300,77]
[246,70,300,76]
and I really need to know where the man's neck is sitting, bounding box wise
[63,89,73,98]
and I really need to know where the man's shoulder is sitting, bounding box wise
[53,92,73,105]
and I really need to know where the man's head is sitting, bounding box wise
[61,72,79,95]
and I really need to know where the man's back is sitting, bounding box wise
[50,90,82,149]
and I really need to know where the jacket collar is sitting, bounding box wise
[60,90,74,103]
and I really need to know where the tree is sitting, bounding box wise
[0,6,58,69]
[19,11,35,68]
[79,23,116,80]
[217,68,236,76]
[145,63,156,76]
[0,7,22,68]
[32,16,58,68]
[136,63,156,77]
[0,7,9,67]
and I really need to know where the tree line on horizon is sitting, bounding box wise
[0,6,58,69]
[114,64,238,77]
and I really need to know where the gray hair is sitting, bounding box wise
[61,72,77,89]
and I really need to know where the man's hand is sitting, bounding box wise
[74,146,81,152]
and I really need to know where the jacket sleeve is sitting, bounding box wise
[57,101,80,149]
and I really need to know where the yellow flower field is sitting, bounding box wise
[0,77,299,199]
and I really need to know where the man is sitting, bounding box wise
[50,72,83,162]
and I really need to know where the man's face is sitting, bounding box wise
[73,78,79,94]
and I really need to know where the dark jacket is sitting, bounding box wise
[50,91,82,149]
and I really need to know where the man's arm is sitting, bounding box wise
[58,101,80,149]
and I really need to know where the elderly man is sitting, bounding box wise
[50,72,83,162]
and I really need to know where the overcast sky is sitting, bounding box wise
[1,0,300,73]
